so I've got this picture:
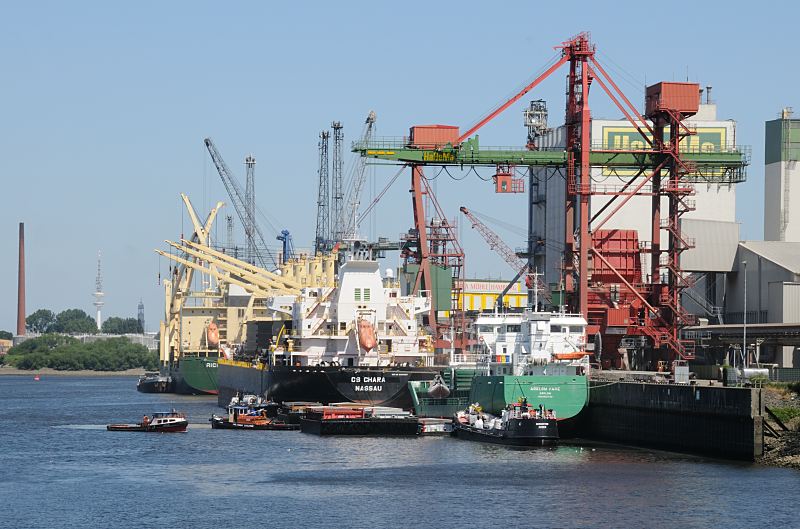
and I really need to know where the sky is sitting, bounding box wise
[1,1,797,333]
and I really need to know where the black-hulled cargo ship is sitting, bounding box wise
[217,360,438,408]
[217,243,439,409]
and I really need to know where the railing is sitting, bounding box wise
[589,141,748,155]
[450,353,482,364]
[355,138,750,158]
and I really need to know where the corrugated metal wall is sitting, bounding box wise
[782,282,800,322]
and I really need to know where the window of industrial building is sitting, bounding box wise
[354,288,361,301]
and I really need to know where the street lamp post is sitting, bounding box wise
[742,260,747,369]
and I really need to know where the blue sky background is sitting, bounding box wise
[1,1,796,332]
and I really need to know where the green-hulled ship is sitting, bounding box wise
[410,310,590,435]
[148,194,340,396]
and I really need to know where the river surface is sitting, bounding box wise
[1,375,797,529]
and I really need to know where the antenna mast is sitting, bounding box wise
[331,121,344,243]
[93,251,104,330]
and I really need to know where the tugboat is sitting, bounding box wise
[136,371,171,393]
[210,400,298,430]
[452,400,558,446]
[107,411,188,432]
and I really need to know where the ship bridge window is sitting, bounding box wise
[507,325,521,333]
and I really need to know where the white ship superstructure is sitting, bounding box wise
[267,242,433,367]
[474,310,589,376]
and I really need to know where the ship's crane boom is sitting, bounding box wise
[204,138,277,269]
[459,206,550,304]
[341,110,377,239]
[277,229,295,263]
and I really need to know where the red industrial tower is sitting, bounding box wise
[356,33,747,367]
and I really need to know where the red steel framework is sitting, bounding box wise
[401,33,715,362]
[405,165,467,352]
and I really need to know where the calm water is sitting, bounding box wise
[0,376,797,529]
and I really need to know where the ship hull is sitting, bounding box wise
[217,360,438,408]
[452,418,559,446]
[172,356,219,395]
[468,375,588,420]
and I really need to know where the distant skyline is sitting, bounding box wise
[2,1,798,332]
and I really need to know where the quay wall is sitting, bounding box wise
[584,381,763,460]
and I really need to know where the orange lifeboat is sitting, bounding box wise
[552,351,588,360]
[206,321,220,349]
[357,319,377,352]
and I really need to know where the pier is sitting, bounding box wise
[583,380,763,460]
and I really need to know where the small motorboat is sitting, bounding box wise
[107,411,188,432]
[452,400,558,446]
[136,371,171,393]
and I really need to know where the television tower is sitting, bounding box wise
[137,299,145,333]
[93,251,104,330]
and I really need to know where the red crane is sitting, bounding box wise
[459,206,550,307]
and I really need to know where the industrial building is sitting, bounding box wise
[683,111,800,369]
[532,95,741,294]
[458,279,527,312]
[764,108,800,242]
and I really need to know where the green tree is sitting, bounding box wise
[102,317,143,334]
[6,335,157,371]
[8,334,78,355]
[53,309,97,334]
[0,330,12,340]
[26,309,56,333]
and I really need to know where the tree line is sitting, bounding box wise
[25,308,143,334]
[2,335,158,371]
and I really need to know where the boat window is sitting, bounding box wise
[339,322,347,331]
[364,288,371,301]
[550,325,560,333]
[354,288,361,301]
[507,325,521,333]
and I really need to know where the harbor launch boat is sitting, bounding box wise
[210,395,298,430]
[210,406,298,430]
[107,411,188,432]
[452,401,559,446]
